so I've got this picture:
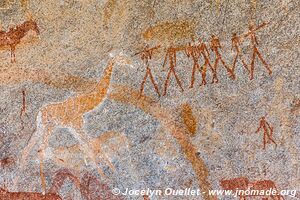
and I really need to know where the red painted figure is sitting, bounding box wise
[136,45,161,97]
[185,41,201,88]
[231,33,249,77]
[197,39,213,86]
[0,18,40,63]
[186,39,212,88]
[210,35,235,83]
[255,116,277,149]
[242,22,272,80]
[162,45,185,96]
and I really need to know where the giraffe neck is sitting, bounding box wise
[94,60,115,99]
[73,59,116,114]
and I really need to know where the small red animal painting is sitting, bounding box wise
[0,17,40,63]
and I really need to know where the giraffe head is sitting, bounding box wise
[109,52,132,68]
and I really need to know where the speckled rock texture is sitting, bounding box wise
[0,0,299,199]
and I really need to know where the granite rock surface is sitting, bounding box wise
[0,0,299,199]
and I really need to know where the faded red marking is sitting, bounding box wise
[142,20,196,45]
[49,169,124,200]
[20,89,29,130]
[255,116,277,149]
[38,150,47,195]
[0,157,15,168]
[80,172,124,200]
[21,90,26,115]
[181,103,197,136]
[49,169,81,194]
[220,177,249,199]
[291,98,300,113]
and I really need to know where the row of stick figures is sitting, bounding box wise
[135,22,272,97]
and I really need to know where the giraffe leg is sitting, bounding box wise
[15,112,44,188]
[72,118,110,177]
[39,124,54,194]
[38,151,46,195]
[94,143,116,172]
[74,128,109,177]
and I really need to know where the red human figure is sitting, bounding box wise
[186,39,213,88]
[197,39,213,86]
[162,46,185,96]
[185,42,201,88]
[255,116,277,149]
[231,33,249,78]
[136,45,161,97]
[210,35,235,83]
[242,22,272,80]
